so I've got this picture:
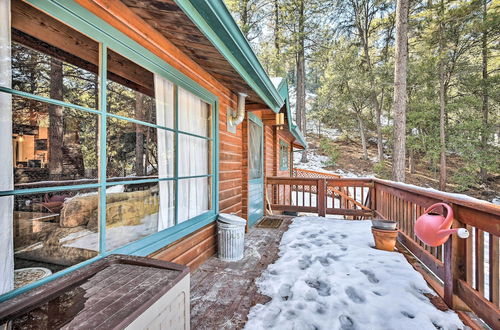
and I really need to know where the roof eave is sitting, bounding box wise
[275,79,307,149]
[174,0,283,113]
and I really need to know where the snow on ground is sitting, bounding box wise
[245,217,464,330]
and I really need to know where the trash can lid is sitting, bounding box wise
[218,213,246,225]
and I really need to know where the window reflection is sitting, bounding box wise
[9,94,98,188]
[105,181,175,251]
[106,117,174,180]
[10,0,99,108]
[1,188,99,292]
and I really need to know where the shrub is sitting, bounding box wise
[319,138,340,166]
[374,161,390,179]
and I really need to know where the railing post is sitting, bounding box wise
[443,238,453,307]
[318,179,326,217]
[444,204,467,309]
[370,181,376,215]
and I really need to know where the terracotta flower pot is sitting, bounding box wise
[371,227,398,251]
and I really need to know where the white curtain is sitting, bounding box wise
[178,88,210,223]
[0,0,14,295]
[154,74,175,231]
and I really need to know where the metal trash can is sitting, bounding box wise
[217,213,246,261]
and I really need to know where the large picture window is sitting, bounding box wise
[0,0,216,298]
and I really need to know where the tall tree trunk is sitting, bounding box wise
[409,148,416,174]
[356,113,368,160]
[240,0,250,39]
[376,96,384,162]
[438,0,447,191]
[356,1,385,163]
[479,0,489,182]
[135,92,144,176]
[391,0,409,182]
[296,0,307,163]
[273,0,280,53]
[48,58,64,179]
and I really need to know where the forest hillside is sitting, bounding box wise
[225,0,500,202]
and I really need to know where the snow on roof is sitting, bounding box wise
[270,77,284,89]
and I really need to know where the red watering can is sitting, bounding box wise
[415,203,469,247]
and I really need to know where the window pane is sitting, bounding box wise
[6,93,99,189]
[178,177,211,223]
[178,88,211,137]
[280,142,289,170]
[249,120,263,179]
[9,1,99,108]
[0,188,98,294]
[105,181,174,251]
[107,118,174,180]
[106,49,175,128]
[178,134,210,177]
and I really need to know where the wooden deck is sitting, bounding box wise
[267,173,499,329]
[189,215,482,329]
[190,216,293,329]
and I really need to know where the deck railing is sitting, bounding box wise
[266,177,373,218]
[266,173,500,328]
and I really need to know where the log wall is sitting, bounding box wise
[73,0,299,270]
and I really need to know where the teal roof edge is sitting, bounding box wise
[174,0,283,113]
[275,79,308,149]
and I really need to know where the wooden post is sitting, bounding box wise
[318,179,326,217]
[370,182,376,216]
[443,238,453,307]
[444,204,468,309]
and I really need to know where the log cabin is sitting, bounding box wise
[0,0,307,301]
[0,2,499,328]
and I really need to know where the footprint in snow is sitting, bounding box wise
[315,302,328,315]
[291,242,311,249]
[284,309,297,320]
[308,233,318,239]
[360,269,379,283]
[339,314,356,330]
[315,255,331,267]
[311,240,325,247]
[305,279,331,296]
[296,302,306,310]
[345,286,365,303]
[327,253,344,261]
[298,255,312,270]
[401,311,415,319]
[278,284,292,301]
[341,234,348,239]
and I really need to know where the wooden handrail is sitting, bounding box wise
[373,178,500,218]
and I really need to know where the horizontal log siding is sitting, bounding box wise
[150,223,217,271]
[75,0,244,267]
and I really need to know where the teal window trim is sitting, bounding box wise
[279,140,289,171]
[0,0,220,302]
